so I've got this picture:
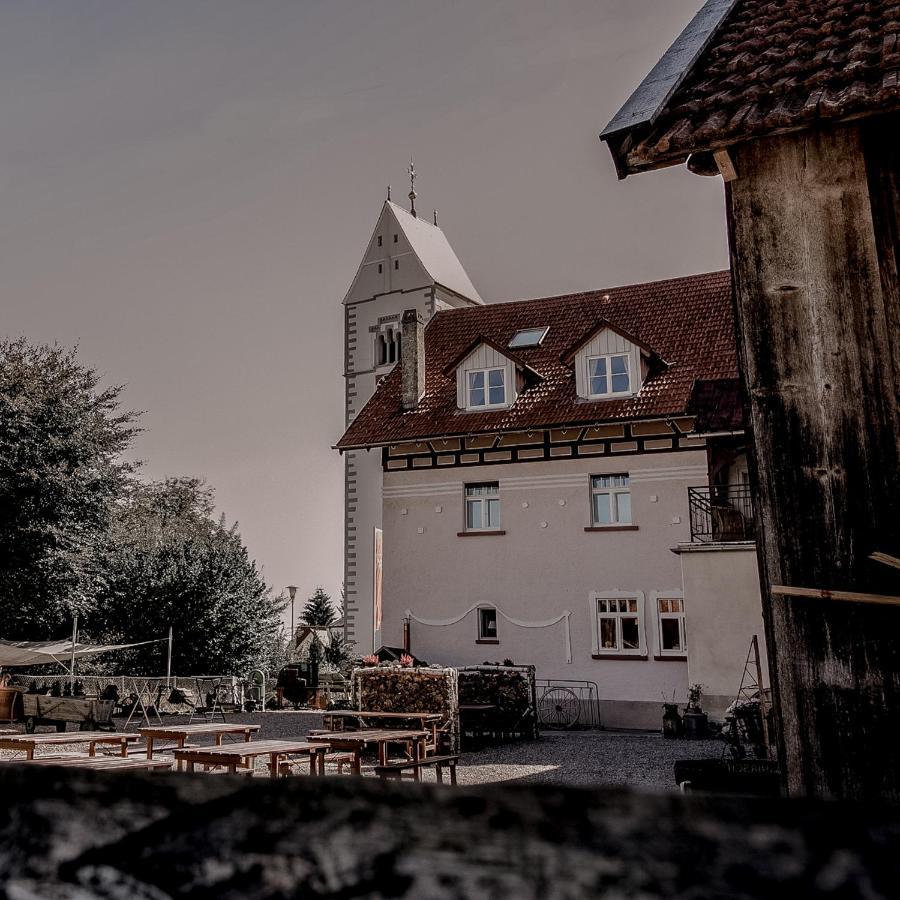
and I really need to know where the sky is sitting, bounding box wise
[0,0,728,622]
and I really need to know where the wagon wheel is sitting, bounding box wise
[24,717,36,734]
[539,687,580,730]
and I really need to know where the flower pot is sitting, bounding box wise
[662,703,683,739]
[0,687,23,723]
[683,710,709,740]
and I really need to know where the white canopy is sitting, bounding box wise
[0,638,163,668]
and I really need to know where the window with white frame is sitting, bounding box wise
[591,474,632,526]
[466,368,506,409]
[596,596,643,654]
[587,353,631,397]
[478,607,498,640]
[465,483,500,531]
[657,596,686,655]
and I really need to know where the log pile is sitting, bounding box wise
[458,665,539,740]
[351,666,459,751]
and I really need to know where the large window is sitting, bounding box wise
[587,353,631,397]
[591,474,632,526]
[596,596,643,655]
[657,596,686,655]
[478,607,499,641]
[466,368,506,409]
[465,483,500,531]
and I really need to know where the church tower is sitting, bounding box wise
[341,177,483,653]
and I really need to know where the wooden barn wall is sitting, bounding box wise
[725,116,900,802]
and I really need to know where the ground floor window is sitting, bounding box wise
[657,596,686,654]
[596,596,643,655]
[478,606,498,641]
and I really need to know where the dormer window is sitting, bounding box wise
[587,353,631,398]
[467,368,506,409]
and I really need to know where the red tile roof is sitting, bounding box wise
[605,0,900,176]
[336,271,737,449]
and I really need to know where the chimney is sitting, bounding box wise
[401,308,425,410]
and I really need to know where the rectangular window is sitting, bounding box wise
[596,596,642,654]
[377,235,383,247]
[478,607,498,640]
[465,483,500,531]
[588,353,631,397]
[591,474,631,526]
[657,596,686,654]
[466,368,506,409]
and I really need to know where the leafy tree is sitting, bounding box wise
[301,586,335,627]
[84,478,285,675]
[0,339,139,638]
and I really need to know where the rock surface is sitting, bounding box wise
[2,765,899,898]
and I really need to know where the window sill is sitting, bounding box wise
[584,525,639,532]
[592,653,648,661]
[654,654,687,662]
[476,639,500,645]
[457,530,507,537]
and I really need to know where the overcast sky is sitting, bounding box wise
[0,0,726,620]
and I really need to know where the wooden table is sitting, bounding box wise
[10,754,172,772]
[309,729,429,775]
[328,711,444,749]
[0,731,142,760]
[139,723,260,763]
[174,740,330,778]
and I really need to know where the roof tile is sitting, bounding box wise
[336,271,736,449]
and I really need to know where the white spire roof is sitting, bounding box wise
[386,201,483,304]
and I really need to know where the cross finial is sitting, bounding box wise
[408,158,417,217]
[433,209,438,226]
[387,185,391,201]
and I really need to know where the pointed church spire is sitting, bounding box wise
[408,158,417,218]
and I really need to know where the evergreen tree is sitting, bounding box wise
[301,586,335,627]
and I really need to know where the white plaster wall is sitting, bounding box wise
[382,452,710,727]
[678,543,768,720]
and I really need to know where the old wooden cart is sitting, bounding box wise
[21,695,115,733]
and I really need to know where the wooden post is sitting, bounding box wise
[725,114,900,800]
[751,635,769,751]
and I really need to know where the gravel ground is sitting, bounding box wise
[1,712,722,790]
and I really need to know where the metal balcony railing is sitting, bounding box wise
[688,484,755,543]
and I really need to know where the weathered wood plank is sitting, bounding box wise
[771,585,900,607]
[725,114,900,801]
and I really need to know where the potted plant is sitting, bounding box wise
[683,683,708,739]
[661,691,683,739]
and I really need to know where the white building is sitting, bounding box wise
[338,198,767,727]
[341,193,482,653]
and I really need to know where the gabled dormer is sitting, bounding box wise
[445,337,542,412]
[562,321,661,401]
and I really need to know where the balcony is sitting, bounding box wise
[688,484,755,543]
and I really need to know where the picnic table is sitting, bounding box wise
[309,729,430,775]
[0,730,142,760]
[139,723,260,762]
[327,711,444,748]
[10,754,172,772]
[174,739,330,778]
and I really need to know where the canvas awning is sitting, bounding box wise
[0,638,163,668]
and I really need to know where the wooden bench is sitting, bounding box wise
[374,754,459,784]
[10,754,172,772]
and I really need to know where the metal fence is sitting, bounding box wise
[688,484,755,542]
[536,679,602,730]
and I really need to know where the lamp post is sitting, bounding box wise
[287,585,298,650]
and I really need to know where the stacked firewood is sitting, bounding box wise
[458,665,538,739]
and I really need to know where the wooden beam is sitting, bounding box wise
[870,552,900,572]
[713,149,738,181]
[771,585,900,608]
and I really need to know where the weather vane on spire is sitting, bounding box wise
[408,158,417,217]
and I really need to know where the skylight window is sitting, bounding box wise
[508,327,549,349]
